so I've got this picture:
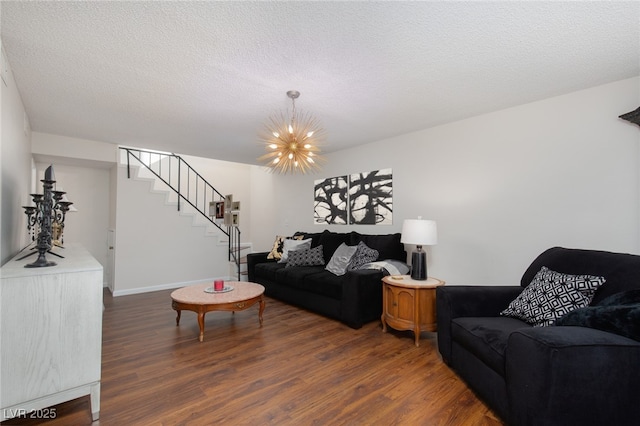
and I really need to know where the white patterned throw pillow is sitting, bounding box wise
[500,266,605,327]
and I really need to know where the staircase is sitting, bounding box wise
[119,147,245,280]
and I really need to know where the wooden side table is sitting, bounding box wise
[381,275,445,346]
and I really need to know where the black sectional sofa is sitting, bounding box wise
[436,247,640,426]
[247,230,406,328]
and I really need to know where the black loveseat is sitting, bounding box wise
[436,247,640,425]
[247,230,406,328]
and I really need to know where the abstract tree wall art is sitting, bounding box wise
[313,169,392,225]
[349,169,393,225]
[314,175,348,224]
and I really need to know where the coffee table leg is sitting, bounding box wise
[197,312,205,342]
[175,309,181,326]
[258,296,265,326]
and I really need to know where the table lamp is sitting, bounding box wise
[401,217,437,280]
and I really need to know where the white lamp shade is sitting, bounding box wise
[401,219,437,246]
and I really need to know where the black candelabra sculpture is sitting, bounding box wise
[19,165,73,267]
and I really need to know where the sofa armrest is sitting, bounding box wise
[436,285,523,364]
[247,252,274,283]
[340,269,384,329]
[506,326,640,426]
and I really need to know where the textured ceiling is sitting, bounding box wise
[2,1,639,166]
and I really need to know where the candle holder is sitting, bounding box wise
[18,165,73,267]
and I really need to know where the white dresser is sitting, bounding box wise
[0,244,103,421]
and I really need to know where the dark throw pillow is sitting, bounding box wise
[347,241,379,271]
[555,303,640,342]
[500,266,606,327]
[286,245,325,268]
[595,289,640,307]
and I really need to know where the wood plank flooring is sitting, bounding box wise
[2,288,503,426]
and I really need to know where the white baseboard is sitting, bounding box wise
[111,276,233,297]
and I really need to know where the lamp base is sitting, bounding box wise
[410,250,427,280]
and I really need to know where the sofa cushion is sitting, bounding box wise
[555,303,640,342]
[278,238,312,263]
[294,270,344,299]
[286,245,325,268]
[275,265,326,288]
[347,241,379,271]
[254,262,286,281]
[294,231,325,248]
[352,232,405,261]
[318,231,354,263]
[452,316,530,376]
[325,243,358,276]
[272,267,342,299]
[520,247,640,304]
[501,266,605,326]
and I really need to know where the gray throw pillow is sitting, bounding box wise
[325,243,358,276]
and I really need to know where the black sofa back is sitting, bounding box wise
[294,230,406,264]
[521,247,640,304]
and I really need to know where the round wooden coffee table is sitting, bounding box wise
[171,281,265,342]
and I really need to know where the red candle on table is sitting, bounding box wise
[214,280,224,291]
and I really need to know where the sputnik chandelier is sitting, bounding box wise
[260,90,325,174]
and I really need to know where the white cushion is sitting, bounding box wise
[278,238,312,263]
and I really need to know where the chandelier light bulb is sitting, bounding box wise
[306,131,314,137]
[304,144,311,149]
[273,158,280,164]
[272,132,279,138]
[288,153,294,160]
[288,124,293,134]
[269,144,278,149]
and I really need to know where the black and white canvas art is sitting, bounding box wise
[313,169,393,225]
[314,175,348,224]
[349,169,393,225]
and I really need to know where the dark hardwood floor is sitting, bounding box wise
[3,288,502,425]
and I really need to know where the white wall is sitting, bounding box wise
[0,40,32,265]
[113,154,255,295]
[261,78,640,286]
[31,132,118,285]
[33,162,111,278]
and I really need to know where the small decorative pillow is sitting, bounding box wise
[286,245,325,268]
[326,243,358,276]
[278,238,312,263]
[347,241,379,271]
[267,235,303,260]
[595,289,640,306]
[555,304,640,342]
[500,266,606,327]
